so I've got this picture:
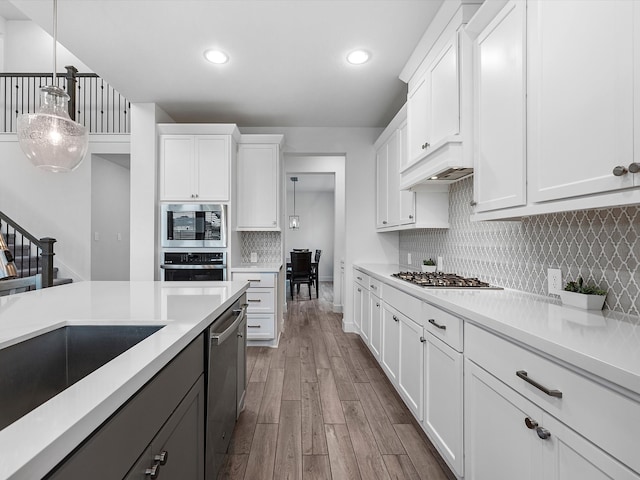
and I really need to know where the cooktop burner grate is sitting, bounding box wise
[391,271,503,289]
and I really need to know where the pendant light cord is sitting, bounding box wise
[293,178,296,215]
[52,0,57,85]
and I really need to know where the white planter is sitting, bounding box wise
[559,290,606,310]
[421,265,437,273]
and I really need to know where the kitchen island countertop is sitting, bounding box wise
[0,280,248,480]
[356,263,640,398]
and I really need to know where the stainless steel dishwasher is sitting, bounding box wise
[206,295,246,480]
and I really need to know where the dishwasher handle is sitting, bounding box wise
[210,304,247,346]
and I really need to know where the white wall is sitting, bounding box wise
[242,127,399,331]
[0,134,130,280]
[285,189,334,281]
[91,155,130,280]
[2,20,91,72]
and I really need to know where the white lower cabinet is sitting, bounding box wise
[465,323,640,480]
[424,333,463,476]
[381,303,400,385]
[398,313,424,420]
[232,272,276,341]
[369,292,382,361]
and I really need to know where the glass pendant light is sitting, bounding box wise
[17,0,88,173]
[289,177,300,230]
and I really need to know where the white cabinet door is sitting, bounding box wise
[398,121,415,225]
[369,294,382,361]
[386,131,401,226]
[195,136,229,202]
[353,283,363,332]
[360,287,371,344]
[429,35,460,146]
[464,358,542,480]
[528,0,635,202]
[473,0,527,212]
[381,303,400,385]
[376,144,389,228]
[541,414,640,480]
[160,135,195,201]
[237,144,279,230]
[407,75,431,164]
[424,334,463,477]
[397,314,423,420]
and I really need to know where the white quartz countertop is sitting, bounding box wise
[231,263,283,273]
[0,280,249,480]
[356,264,640,397]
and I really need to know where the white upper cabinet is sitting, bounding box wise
[399,0,481,189]
[528,0,636,202]
[470,0,527,213]
[236,136,283,231]
[160,135,231,202]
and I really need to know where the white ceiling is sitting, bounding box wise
[6,0,444,128]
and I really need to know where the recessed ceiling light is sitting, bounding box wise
[347,50,370,65]
[204,49,229,64]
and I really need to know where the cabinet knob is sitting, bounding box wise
[376,302,380,307]
[470,200,477,207]
[382,220,388,225]
[536,427,551,440]
[629,162,640,174]
[272,221,277,226]
[154,451,168,465]
[524,417,538,430]
[419,336,426,343]
[393,315,399,322]
[145,464,160,478]
[613,165,628,176]
[421,142,431,150]
[409,215,414,219]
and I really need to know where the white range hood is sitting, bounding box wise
[399,135,473,189]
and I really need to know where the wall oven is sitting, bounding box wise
[161,203,227,248]
[161,252,227,281]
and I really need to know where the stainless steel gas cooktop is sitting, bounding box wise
[391,271,503,290]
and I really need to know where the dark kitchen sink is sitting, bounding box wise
[0,325,164,431]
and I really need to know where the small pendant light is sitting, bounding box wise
[289,177,300,230]
[17,0,88,173]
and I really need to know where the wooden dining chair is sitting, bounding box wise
[0,274,43,296]
[290,251,313,300]
[310,249,321,298]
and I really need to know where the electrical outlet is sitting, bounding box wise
[250,252,258,263]
[437,256,443,272]
[548,268,562,294]
[407,253,412,265]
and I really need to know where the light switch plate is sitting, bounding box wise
[250,252,258,263]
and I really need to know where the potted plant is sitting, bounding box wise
[422,258,437,273]
[559,276,607,310]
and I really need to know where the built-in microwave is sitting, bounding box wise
[161,203,227,248]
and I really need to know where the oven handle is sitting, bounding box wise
[161,264,226,270]
[210,304,247,346]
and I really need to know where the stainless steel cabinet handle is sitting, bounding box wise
[145,464,160,478]
[629,162,640,173]
[154,451,168,465]
[393,315,399,322]
[421,142,431,150]
[536,427,551,440]
[419,336,426,343]
[248,325,260,328]
[248,298,262,302]
[428,318,446,330]
[356,276,363,280]
[613,165,628,176]
[516,370,563,398]
[248,279,261,282]
[371,285,377,290]
[524,417,538,430]
[470,200,477,206]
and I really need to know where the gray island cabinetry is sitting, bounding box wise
[46,334,206,480]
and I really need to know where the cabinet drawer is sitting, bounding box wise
[422,302,463,352]
[354,269,369,289]
[246,289,275,313]
[466,323,640,473]
[368,277,382,296]
[246,314,274,340]
[384,285,422,321]
[233,272,275,288]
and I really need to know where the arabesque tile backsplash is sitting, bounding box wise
[239,232,282,264]
[399,177,640,316]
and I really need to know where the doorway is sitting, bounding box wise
[284,155,345,312]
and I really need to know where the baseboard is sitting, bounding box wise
[333,304,343,313]
[342,320,358,333]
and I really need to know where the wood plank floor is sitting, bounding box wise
[218,282,454,480]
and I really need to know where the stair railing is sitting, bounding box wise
[1,66,130,134]
[0,211,56,288]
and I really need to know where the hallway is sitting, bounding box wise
[218,283,454,480]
